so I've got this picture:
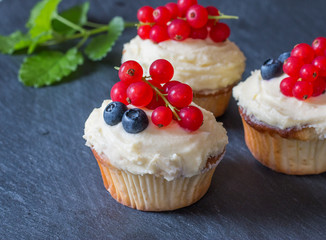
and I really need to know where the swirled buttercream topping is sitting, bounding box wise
[122,36,245,91]
[84,100,228,180]
[233,70,326,139]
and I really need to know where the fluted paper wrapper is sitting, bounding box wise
[92,149,221,211]
[241,117,326,175]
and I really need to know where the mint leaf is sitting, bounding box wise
[0,31,31,54]
[19,48,83,87]
[84,16,124,61]
[52,2,90,35]
[27,0,62,38]
[27,32,52,54]
[14,35,33,52]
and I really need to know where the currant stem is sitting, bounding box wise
[209,14,239,20]
[178,13,238,21]
[142,77,181,121]
[136,22,155,28]
[113,67,180,120]
[124,22,138,28]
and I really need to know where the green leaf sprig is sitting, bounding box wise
[0,0,133,87]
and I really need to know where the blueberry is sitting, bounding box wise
[122,108,149,134]
[260,58,283,80]
[278,52,291,63]
[103,101,128,126]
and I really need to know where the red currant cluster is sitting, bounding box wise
[111,59,203,131]
[136,0,237,43]
[281,37,326,100]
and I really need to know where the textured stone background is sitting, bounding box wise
[1,0,326,239]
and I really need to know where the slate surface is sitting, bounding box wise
[1,0,326,239]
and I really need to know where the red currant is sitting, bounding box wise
[292,81,313,100]
[147,79,163,90]
[206,6,219,28]
[137,25,151,40]
[151,106,173,127]
[146,94,165,110]
[190,26,208,39]
[149,25,169,43]
[119,60,143,84]
[283,56,304,78]
[280,77,297,97]
[145,80,165,110]
[127,82,153,107]
[167,19,191,41]
[163,80,181,93]
[312,56,326,77]
[312,77,326,97]
[153,6,171,25]
[178,106,203,131]
[110,81,129,105]
[299,64,319,82]
[209,23,230,42]
[312,37,326,56]
[165,2,179,19]
[186,4,208,29]
[177,0,198,17]
[168,83,193,108]
[291,43,315,64]
[137,6,154,23]
[149,59,174,84]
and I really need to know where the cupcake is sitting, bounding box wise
[83,60,228,211]
[233,38,326,175]
[121,1,246,117]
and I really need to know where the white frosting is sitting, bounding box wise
[233,70,326,139]
[122,36,246,91]
[83,100,228,181]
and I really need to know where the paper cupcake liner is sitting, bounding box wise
[193,83,235,117]
[241,117,326,175]
[92,149,220,211]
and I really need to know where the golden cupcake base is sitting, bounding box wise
[193,83,236,117]
[92,149,224,211]
[239,108,326,175]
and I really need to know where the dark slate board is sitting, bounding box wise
[1,0,326,239]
